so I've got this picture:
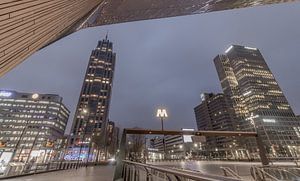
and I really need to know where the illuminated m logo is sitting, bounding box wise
[156,109,168,118]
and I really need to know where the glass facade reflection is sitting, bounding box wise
[214,45,300,157]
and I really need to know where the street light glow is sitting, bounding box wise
[82,108,88,114]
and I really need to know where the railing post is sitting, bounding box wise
[133,165,138,181]
[174,175,181,181]
[144,167,151,181]
[122,164,127,180]
[166,174,172,181]
[127,165,131,181]
[113,130,127,180]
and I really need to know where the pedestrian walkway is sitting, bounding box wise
[2,165,115,181]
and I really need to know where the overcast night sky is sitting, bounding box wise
[0,2,299,134]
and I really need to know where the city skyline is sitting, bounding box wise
[0,2,300,133]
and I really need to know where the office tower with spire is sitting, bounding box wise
[214,45,300,157]
[71,35,116,161]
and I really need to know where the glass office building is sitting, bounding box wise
[0,90,69,173]
[214,45,300,157]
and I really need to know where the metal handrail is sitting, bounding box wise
[251,166,280,181]
[278,168,300,178]
[220,167,242,179]
[123,160,243,181]
[0,161,85,179]
[286,167,300,178]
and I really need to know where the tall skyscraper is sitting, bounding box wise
[194,93,238,157]
[0,0,295,76]
[71,36,116,161]
[214,45,300,156]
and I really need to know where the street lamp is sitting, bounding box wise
[76,108,88,169]
[156,108,168,159]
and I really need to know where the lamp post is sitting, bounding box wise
[144,137,148,163]
[156,108,168,159]
[194,143,199,159]
[76,108,88,169]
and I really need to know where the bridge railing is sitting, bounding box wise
[250,166,300,181]
[121,160,243,181]
[0,161,86,179]
[220,167,242,179]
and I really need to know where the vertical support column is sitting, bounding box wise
[256,135,269,165]
[113,129,127,180]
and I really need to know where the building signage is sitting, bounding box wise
[182,128,194,143]
[201,93,205,101]
[32,93,39,99]
[156,109,168,118]
[263,119,276,123]
[0,91,12,97]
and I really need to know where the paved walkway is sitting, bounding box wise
[2,166,115,181]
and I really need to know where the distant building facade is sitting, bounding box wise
[194,93,239,158]
[214,45,300,157]
[0,90,69,164]
[70,36,116,161]
[150,135,185,159]
[150,129,196,159]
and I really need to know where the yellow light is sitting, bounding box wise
[82,109,88,114]
[32,93,39,99]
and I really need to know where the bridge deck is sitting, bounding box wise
[2,166,115,181]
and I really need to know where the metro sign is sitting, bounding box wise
[156,109,168,118]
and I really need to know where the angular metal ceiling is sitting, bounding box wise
[0,0,298,76]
